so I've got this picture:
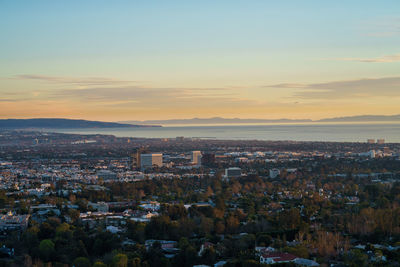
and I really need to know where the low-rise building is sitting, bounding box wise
[269,168,281,179]
[0,211,30,232]
[260,252,297,265]
[225,167,242,178]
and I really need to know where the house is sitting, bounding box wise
[139,201,160,211]
[145,240,177,251]
[88,201,109,212]
[294,258,320,266]
[106,225,121,234]
[255,246,275,255]
[214,261,227,267]
[30,204,60,218]
[260,252,297,264]
[198,242,214,256]
[0,245,14,257]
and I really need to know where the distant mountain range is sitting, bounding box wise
[121,115,400,125]
[0,118,160,129]
[317,114,400,122]
[1,115,399,129]
[120,117,312,125]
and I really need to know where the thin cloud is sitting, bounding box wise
[263,83,307,89]
[0,98,31,102]
[51,86,250,108]
[13,74,137,86]
[55,86,181,101]
[266,77,400,100]
[9,74,255,107]
[331,54,400,63]
[0,99,18,102]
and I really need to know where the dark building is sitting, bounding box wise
[202,153,216,166]
[131,147,148,170]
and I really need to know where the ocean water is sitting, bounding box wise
[45,123,400,143]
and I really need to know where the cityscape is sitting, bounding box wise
[0,131,399,266]
[1,1,400,267]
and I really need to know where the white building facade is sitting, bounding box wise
[191,151,202,165]
[140,153,163,169]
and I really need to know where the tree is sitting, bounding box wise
[256,234,272,247]
[39,239,55,262]
[0,191,8,208]
[69,209,80,222]
[226,215,240,234]
[284,245,309,259]
[73,257,91,267]
[215,220,225,234]
[24,254,32,267]
[131,257,141,267]
[178,237,190,250]
[38,222,55,239]
[56,222,72,237]
[199,217,214,236]
[278,208,301,230]
[201,247,216,265]
[93,261,107,267]
[175,245,197,267]
[112,253,128,267]
[344,250,368,267]
[23,226,39,251]
[92,231,121,256]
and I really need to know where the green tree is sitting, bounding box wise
[278,208,301,230]
[93,261,107,267]
[202,247,216,265]
[284,245,309,259]
[0,191,8,208]
[69,209,80,222]
[131,257,141,267]
[39,239,55,261]
[344,250,368,267]
[112,253,128,267]
[73,257,91,267]
[38,222,56,239]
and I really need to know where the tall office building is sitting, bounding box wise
[140,153,163,169]
[191,151,202,165]
[131,148,147,170]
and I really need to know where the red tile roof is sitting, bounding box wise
[261,252,297,262]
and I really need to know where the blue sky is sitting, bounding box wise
[1,1,400,120]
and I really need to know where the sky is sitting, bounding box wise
[1,0,400,121]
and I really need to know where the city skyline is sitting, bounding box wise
[1,1,400,121]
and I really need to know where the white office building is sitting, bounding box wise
[191,151,202,165]
[369,150,376,158]
[269,169,281,179]
[140,153,163,169]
